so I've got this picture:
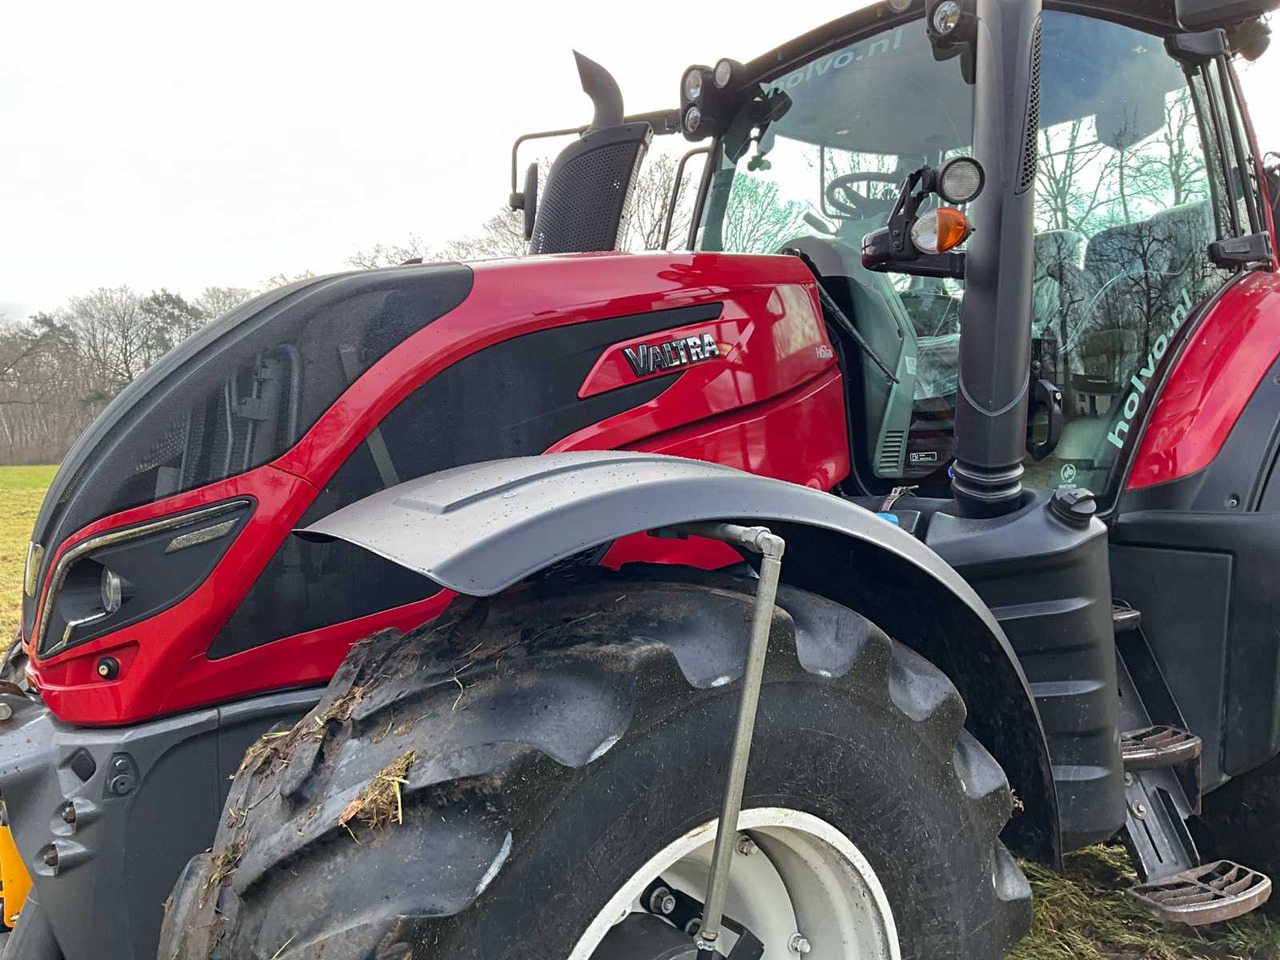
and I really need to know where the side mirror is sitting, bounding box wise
[520,163,538,242]
[529,53,652,254]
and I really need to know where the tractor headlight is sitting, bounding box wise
[683,68,704,102]
[100,568,124,615]
[933,0,963,34]
[684,105,703,134]
[34,499,253,658]
[713,58,745,90]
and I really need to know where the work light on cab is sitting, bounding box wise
[937,156,985,204]
[682,67,703,102]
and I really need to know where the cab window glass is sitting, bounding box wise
[1027,16,1234,498]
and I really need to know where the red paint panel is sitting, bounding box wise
[621,370,850,491]
[27,252,846,725]
[596,371,851,574]
[1128,271,1280,490]
[274,253,821,487]
[601,532,742,571]
[29,465,312,723]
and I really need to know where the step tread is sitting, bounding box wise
[1122,724,1202,770]
[1127,860,1272,925]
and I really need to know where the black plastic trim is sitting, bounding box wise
[0,686,321,960]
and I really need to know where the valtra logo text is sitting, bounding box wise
[622,332,721,378]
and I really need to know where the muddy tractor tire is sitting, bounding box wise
[159,569,1031,960]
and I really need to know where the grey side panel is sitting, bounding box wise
[301,451,1060,862]
[0,688,320,960]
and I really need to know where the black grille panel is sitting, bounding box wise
[530,122,651,254]
[1018,18,1043,196]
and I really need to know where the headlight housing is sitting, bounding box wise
[34,499,252,658]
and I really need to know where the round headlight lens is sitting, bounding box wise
[684,105,703,133]
[938,157,985,204]
[100,567,123,615]
[911,207,972,255]
[714,59,734,89]
[933,0,962,34]
[683,68,704,102]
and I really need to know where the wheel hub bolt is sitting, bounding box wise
[789,933,812,955]
[649,886,676,916]
[736,834,756,857]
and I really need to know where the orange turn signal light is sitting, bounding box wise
[911,206,972,255]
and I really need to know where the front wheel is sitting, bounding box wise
[161,570,1031,960]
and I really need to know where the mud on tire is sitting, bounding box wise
[160,569,1032,960]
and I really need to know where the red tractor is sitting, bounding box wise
[2,1,1279,958]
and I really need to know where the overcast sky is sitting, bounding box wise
[3,1,1277,321]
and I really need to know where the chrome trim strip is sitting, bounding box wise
[164,518,240,554]
[34,500,251,658]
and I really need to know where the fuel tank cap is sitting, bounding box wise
[1049,487,1097,528]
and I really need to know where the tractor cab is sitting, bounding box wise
[692,5,1255,506]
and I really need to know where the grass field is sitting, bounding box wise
[0,465,56,640]
[0,464,1276,956]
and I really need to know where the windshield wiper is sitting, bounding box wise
[782,248,900,384]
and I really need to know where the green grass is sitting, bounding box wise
[0,465,56,640]
[0,464,1275,955]
[1015,844,1278,959]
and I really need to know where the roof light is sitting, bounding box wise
[713,59,736,89]
[684,105,703,134]
[683,68,704,101]
[911,207,971,255]
[933,0,962,34]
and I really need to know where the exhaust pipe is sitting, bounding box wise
[950,0,1043,516]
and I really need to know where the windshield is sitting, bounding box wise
[697,12,1236,504]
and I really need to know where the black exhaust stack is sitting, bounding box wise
[950,0,1043,516]
[527,53,652,255]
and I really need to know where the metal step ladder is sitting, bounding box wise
[1113,604,1272,924]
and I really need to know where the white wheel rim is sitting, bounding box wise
[568,807,900,960]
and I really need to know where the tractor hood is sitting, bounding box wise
[22,264,473,645]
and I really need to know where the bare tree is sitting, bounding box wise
[141,289,205,352]
[194,286,255,320]
[1130,91,1207,209]
[436,211,528,261]
[717,177,806,254]
[65,286,164,397]
[1035,119,1118,233]
[346,235,431,269]
[262,269,317,290]
[622,152,700,251]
